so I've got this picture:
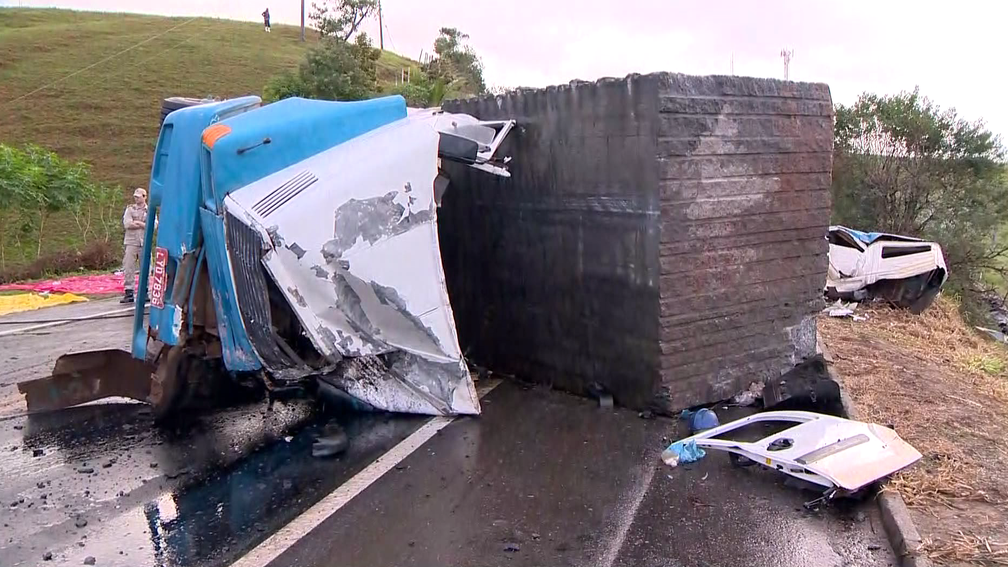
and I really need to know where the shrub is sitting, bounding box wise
[0,240,117,284]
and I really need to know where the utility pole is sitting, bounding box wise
[378,0,384,50]
[780,48,794,80]
[300,0,305,42]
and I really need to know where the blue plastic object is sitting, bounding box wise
[680,408,720,433]
[661,439,706,467]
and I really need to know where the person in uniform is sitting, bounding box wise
[120,188,149,304]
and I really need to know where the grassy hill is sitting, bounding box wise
[0,8,421,268]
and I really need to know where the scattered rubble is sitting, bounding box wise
[730,382,765,407]
[823,300,867,321]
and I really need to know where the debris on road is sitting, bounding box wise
[825,225,947,314]
[681,408,719,434]
[84,556,96,565]
[312,422,349,458]
[824,300,867,321]
[763,355,844,417]
[587,382,614,409]
[731,382,765,407]
[660,439,706,468]
[667,410,922,502]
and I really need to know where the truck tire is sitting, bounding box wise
[159,96,215,126]
[149,345,187,421]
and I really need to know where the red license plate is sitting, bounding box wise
[150,247,168,309]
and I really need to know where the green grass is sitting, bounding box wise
[0,8,421,270]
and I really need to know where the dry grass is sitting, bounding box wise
[820,297,1008,565]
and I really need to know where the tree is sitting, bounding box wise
[832,89,1008,297]
[0,145,25,269]
[423,27,486,97]
[298,34,379,101]
[310,0,377,41]
[385,76,447,107]
[18,145,87,258]
[96,185,125,244]
[69,181,99,242]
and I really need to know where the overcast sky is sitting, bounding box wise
[3,0,1006,139]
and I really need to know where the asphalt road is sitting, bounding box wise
[0,299,897,567]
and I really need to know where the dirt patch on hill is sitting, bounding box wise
[819,298,1008,565]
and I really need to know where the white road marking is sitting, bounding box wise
[0,305,137,337]
[230,378,502,567]
[597,459,657,567]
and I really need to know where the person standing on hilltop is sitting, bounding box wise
[120,188,148,304]
[262,8,271,33]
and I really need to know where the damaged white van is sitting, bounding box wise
[825,226,948,313]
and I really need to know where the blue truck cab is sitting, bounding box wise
[22,93,514,419]
[133,96,262,370]
[132,95,408,383]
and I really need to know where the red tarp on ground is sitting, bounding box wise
[0,273,136,295]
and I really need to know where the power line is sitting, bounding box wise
[384,23,396,53]
[72,21,217,94]
[1,17,198,109]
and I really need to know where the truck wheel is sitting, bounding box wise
[159,97,213,126]
[149,345,187,420]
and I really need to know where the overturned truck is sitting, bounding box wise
[21,72,834,418]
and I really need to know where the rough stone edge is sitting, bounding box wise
[446,71,832,106]
[817,335,933,567]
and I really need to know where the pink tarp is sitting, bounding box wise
[0,273,137,295]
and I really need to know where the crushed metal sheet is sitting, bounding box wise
[221,111,511,415]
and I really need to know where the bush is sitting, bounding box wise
[0,239,117,284]
[0,143,124,278]
[384,76,446,108]
[263,71,309,103]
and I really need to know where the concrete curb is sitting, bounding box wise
[820,342,933,567]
